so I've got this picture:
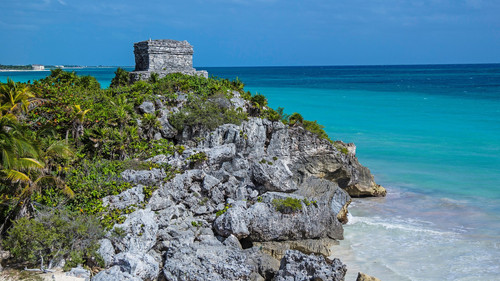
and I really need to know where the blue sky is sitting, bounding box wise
[1,0,499,66]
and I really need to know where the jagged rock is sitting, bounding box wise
[214,201,250,239]
[251,159,297,192]
[230,91,248,112]
[111,209,158,254]
[138,101,155,114]
[202,174,221,191]
[206,144,237,164]
[345,181,386,198]
[114,252,160,281]
[155,204,189,228]
[67,265,91,280]
[223,234,243,249]
[121,169,167,186]
[246,248,281,280]
[253,237,339,260]
[195,117,384,198]
[158,113,178,138]
[92,87,385,281]
[148,169,205,211]
[288,127,386,197]
[163,239,256,281]
[356,272,381,281]
[102,185,145,209]
[273,250,346,281]
[214,194,344,241]
[294,177,351,223]
[92,265,141,281]
[98,239,116,267]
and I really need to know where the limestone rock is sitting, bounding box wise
[114,252,160,281]
[253,238,339,260]
[356,272,382,281]
[121,168,166,186]
[251,159,297,192]
[246,248,281,280]
[111,208,158,254]
[102,185,145,210]
[67,265,91,280]
[206,144,236,164]
[138,101,155,114]
[163,240,256,281]
[214,195,344,241]
[97,239,115,267]
[273,250,346,281]
[158,113,178,139]
[92,265,141,281]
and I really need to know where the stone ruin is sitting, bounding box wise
[130,39,208,82]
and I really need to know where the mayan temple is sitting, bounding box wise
[130,39,208,82]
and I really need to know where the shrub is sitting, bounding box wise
[262,108,281,122]
[251,94,267,108]
[272,197,303,214]
[169,98,247,131]
[289,113,304,125]
[3,208,104,270]
[187,152,207,168]
[110,67,130,88]
[303,120,332,143]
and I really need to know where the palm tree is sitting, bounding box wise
[71,105,91,141]
[0,78,36,115]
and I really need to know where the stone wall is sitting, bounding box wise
[130,39,207,82]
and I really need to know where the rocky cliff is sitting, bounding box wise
[92,91,385,281]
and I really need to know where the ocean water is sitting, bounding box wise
[2,64,500,280]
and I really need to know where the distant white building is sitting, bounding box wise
[32,64,45,70]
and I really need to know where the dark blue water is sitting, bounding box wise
[2,64,500,280]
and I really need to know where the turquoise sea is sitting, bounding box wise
[2,64,500,280]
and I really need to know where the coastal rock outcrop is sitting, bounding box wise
[356,272,382,281]
[91,87,385,280]
[273,250,347,281]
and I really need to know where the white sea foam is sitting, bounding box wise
[347,214,456,236]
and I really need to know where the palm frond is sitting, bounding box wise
[2,169,30,183]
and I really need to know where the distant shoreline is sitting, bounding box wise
[0,69,50,72]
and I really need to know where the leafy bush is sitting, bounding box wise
[251,94,267,108]
[110,67,130,88]
[289,113,304,125]
[303,120,332,143]
[3,208,104,269]
[169,98,247,131]
[187,152,207,168]
[272,197,303,214]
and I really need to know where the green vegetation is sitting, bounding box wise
[110,67,130,88]
[3,208,104,270]
[272,197,303,214]
[169,97,248,131]
[216,204,231,217]
[271,197,318,214]
[334,142,349,155]
[191,221,202,227]
[0,64,33,70]
[303,120,332,143]
[187,151,208,168]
